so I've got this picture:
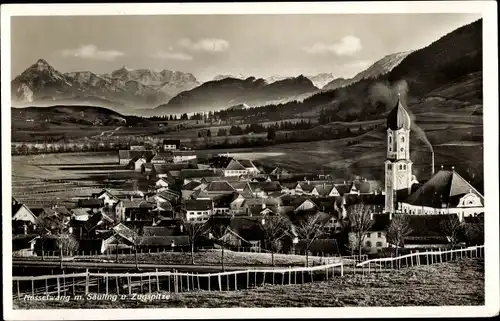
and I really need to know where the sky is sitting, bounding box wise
[11,13,481,82]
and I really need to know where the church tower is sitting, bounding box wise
[384,94,413,213]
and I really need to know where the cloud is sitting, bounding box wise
[151,51,193,61]
[178,38,230,52]
[60,45,124,61]
[303,35,362,56]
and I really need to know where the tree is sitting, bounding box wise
[347,203,374,259]
[294,211,327,266]
[182,217,208,264]
[464,221,484,246]
[34,213,65,261]
[267,127,276,141]
[439,215,464,249]
[57,233,79,268]
[207,216,231,271]
[260,215,290,266]
[386,214,412,257]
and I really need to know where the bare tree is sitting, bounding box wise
[294,211,327,267]
[207,216,231,271]
[440,215,464,249]
[35,214,65,261]
[387,214,413,257]
[347,203,374,259]
[181,217,208,265]
[260,215,290,266]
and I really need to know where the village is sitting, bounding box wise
[11,99,485,263]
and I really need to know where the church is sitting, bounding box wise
[383,96,484,221]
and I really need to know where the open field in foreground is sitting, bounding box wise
[13,259,484,308]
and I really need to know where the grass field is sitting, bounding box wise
[13,258,484,308]
[59,249,329,267]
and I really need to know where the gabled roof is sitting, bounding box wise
[85,212,114,232]
[313,184,335,196]
[151,153,173,162]
[78,198,104,208]
[182,181,203,191]
[247,181,282,193]
[202,176,241,183]
[185,199,213,211]
[405,169,484,208]
[225,159,246,171]
[94,189,120,201]
[334,184,351,195]
[213,192,241,208]
[237,159,257,169]
[206,181,236,192]
[113,223,139,243]
[71,208,91,217]
[230,182,248,191]
[297,183,315,193]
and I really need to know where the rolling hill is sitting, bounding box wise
[155,75,319,114]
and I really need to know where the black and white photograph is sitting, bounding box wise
[2,2,498,319]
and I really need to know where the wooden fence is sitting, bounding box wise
[354,245,484,274]
[12,262,344,298]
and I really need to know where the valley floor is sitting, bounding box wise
[13,258,484,309]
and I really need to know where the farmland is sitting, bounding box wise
[13,258,484,308]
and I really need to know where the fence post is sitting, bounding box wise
[156,269,160,292]
[234,273,238,291]
[208,275,211,292]
[197,273,200,290]
[218,274,222,291]
[32,279,35,296]
[127,273,131,295]
[246,271,249,288]
[85,269,89,295]
[116,276,120,295]
[45,278,49,295]
[262,272,266,287]
[106,272,109,295]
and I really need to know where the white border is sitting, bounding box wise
[1,2,498,320]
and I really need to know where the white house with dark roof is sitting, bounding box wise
[94,189,121,208]
[184,199,214,223]
[223,159,248,177]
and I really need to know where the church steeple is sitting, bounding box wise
[384,94,413,214]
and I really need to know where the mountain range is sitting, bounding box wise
[11,61,199,114]
[10,19,479,117]
[155,75,319,114]
[322,51,412,91]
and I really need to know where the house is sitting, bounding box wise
[155,178,171,192]
[119,149,155,165]
[82,212,115,238]
[223,159,248,177]
[115,198,155,222]
[93,189,121,208]
[12,198,37,234]
[172,150,197,163]
[151,152,173,164]
[163,139,181,151]
[236,159,260,176]
[71,208,92,222]
[244,181,283,198]
[179,169,222,185]
[294,182,316,195]
[12,234,39,257]
[181,181,205,200]
[151,190,180,204]
[291,197,318,212]
[348,213,391,255]
[152,163,192,179]
[78,198,104,210]
[184,199,213,223]
[311,184,341,197]
[130,157,148,171]
[212,192,243,215]
[202,180,237,198]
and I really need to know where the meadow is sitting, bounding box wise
[13,258,484,308]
